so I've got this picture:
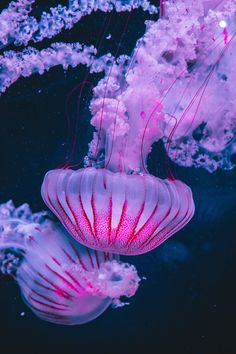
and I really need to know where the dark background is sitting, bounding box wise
[0,1,235,354]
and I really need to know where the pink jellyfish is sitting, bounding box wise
[41,80,195,256]
[40,3,204,257]
[41,166,194,256]
[41,0,236,255]
[0,201,140,325]
[41,1,195,256]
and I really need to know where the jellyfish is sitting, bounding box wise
[41,166,195,256]
[40,0,236,255]
[0,200,140,325]
[0,1,235,256]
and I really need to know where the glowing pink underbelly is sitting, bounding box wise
[41,168,195,255]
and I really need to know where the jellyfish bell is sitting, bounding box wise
[0,201,140,325]
[18,223,114,325]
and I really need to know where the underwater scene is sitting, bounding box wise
[0,1,235,353]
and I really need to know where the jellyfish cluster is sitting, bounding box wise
[0,0,236,325]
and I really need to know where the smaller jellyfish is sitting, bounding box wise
[0,200,140,325]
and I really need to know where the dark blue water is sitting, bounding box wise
[0,2,235,353]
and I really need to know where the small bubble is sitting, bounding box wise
[219,20,227,28]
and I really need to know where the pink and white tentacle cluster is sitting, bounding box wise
[1,1,235,171]
[0,0,157,93]
[87,0,236,172]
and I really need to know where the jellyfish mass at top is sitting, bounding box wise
[1,0,236,256]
